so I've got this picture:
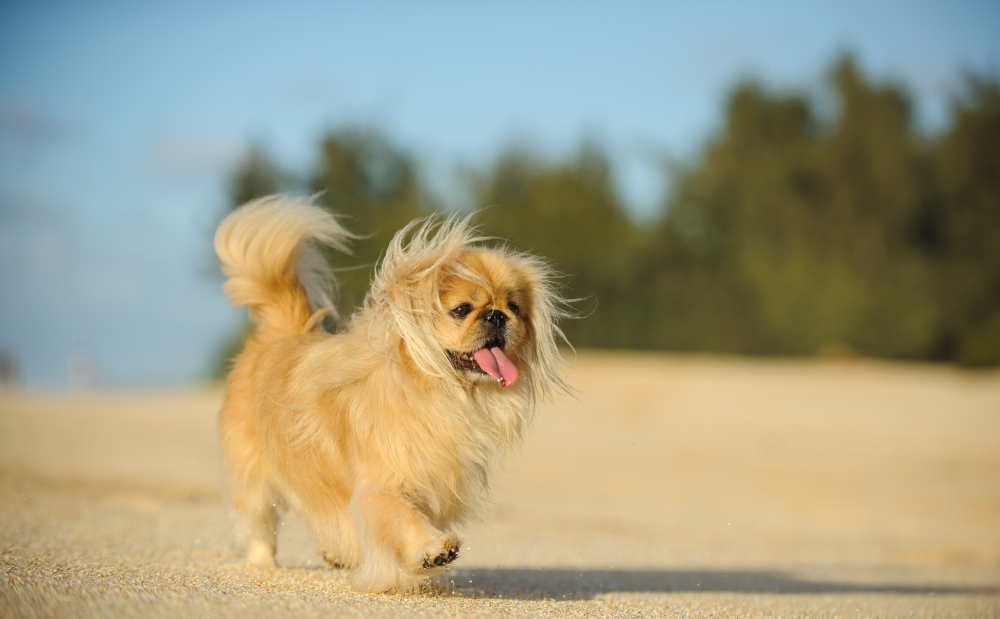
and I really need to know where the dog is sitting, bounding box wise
[214,195,570,592]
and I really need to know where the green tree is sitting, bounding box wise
[819,59,940,357]
[228,145,290,207]
[310,129,432,322]
[936,77,1000,365]
[212,57,1000,372]
[642,56,941,358]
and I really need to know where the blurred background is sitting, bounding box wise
[1,0,999,387]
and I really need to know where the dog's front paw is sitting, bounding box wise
[420,534,461,569]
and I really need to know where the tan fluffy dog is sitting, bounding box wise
[214,195,570,592]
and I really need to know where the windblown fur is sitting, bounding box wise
[214,195,570,592]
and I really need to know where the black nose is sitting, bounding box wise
[481,309,507,327]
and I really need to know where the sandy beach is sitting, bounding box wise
[2,352,999,617]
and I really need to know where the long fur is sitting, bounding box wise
[214,195,570,592]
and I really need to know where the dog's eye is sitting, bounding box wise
[507,302,520,316]
[451,303,473,319]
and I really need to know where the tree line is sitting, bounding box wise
[219,56,1000,370]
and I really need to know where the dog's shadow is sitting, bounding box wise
[436,567,999,600]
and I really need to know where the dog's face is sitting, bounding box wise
[435,249,534,387]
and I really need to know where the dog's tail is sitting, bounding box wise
[214,195,353,341]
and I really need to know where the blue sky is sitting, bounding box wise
[1,0,998,386]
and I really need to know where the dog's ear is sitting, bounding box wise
[509,254,575,401]
[366,215,482,377]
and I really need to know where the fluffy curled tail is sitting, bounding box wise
[214,195,353,341]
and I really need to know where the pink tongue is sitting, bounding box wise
[472,347,519,387]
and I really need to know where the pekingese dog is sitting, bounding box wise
[214,195,570,593]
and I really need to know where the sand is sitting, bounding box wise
[2,352,999,617]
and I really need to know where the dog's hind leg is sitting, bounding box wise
[227,478,279,567]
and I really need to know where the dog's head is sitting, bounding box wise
[437,249,534,387]
[363,215,570,399]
